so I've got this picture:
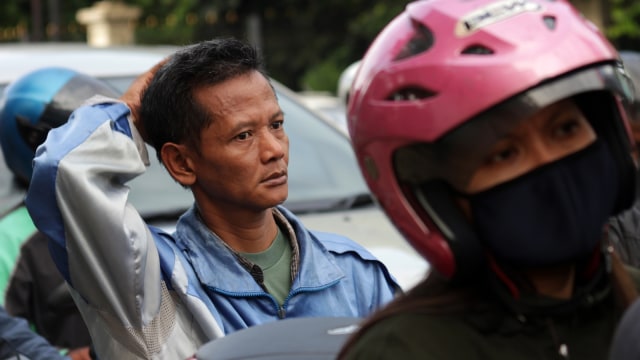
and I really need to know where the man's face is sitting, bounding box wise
[189,71,289,213]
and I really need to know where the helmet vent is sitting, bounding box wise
[461,44,494,55]
[543,15,556,30]
[387,87,435,101]
[394,20,434,61]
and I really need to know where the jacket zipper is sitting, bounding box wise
[278,280,341,319]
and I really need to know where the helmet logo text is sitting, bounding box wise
[456,0,542,37]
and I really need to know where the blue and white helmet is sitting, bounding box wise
[0,67,118,184]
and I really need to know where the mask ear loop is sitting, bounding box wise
[485,253,520,299]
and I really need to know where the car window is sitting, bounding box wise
[277,90,369,212]
[100,76,139,93]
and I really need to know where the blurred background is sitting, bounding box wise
[0,0,637,95]
[0,0,638,292]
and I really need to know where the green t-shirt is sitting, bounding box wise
[240,227,292,305]
[0,205,36,304]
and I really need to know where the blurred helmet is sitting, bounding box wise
[348,0,637,281]
[337,60,361,106]
[0,67,118,184]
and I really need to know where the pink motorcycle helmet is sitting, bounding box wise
[348,0,637,281]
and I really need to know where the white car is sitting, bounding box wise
[0,43,428,290]
[337,60,361,107]
[297,91,348,135]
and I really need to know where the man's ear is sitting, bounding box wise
[161,143,196,187]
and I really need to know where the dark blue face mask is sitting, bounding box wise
[462,140,619,268]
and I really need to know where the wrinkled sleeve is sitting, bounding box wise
[25,97,162,330]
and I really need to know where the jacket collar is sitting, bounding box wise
[174,205,345,294]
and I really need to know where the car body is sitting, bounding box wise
[297,91,348,134]
[337,60,361,107]
[0,43,428,290]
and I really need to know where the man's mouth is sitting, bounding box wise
[262,170,288,185]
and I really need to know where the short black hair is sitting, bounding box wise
[140,37,268,161]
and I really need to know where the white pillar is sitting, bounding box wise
[76,1,142,47]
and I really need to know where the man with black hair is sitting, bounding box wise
[26,38,399,360]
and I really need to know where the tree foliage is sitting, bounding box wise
[95,0,410,91]
[0,0,409,92]
[606,0,640,49]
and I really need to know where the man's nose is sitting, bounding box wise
[527,136,563,167]
[261,131,287,161]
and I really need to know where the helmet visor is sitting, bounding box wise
[394,63,634,191]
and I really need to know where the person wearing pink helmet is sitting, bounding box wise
[338,0,640,359]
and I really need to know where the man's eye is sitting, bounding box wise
[236,132,250,140]
[272,120,284,130]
